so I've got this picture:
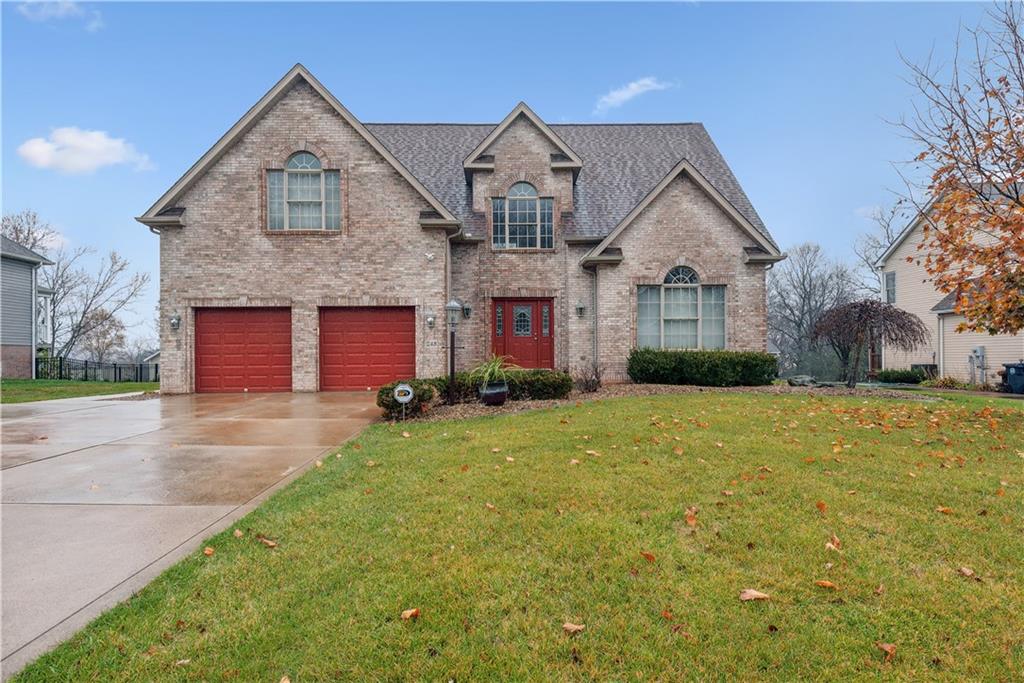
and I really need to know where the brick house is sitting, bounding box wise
[139,65,783,394]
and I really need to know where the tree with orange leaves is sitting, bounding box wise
[900,2,1024,334]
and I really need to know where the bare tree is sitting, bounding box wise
[853,201,908,295]
[897,2,1024,333]
[767,243,860,375]
[56,252,150,358]
[79,311,127,364]
[814,300,930,388]
[1,210,61,252]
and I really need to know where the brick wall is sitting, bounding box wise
[595,174,769,380]
[159,80,449,393]
[1,344,33,379]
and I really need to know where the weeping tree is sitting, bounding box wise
[814,300,930,388]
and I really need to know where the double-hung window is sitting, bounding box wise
[491,182,554,249]
[883,271,896,304]
[637,266,726,350]
[267,152,341,231]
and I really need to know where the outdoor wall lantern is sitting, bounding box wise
[462,303,473,319]
[575,301,586,318]
[446,299,462,329]
[424,310,436,329]
[169,313,182,330]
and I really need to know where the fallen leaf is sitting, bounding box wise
[366,460,376,467]
[815,580,838,590]
[203,547,214,556]
[876,641,896,663]
[996,488,1006,497]
[563,622,585,635]
[673,446,684,456]
[401,608,420,621]
[684,506,698,528]
[936,506,954,515]
[401,431,411,438]
[640,551,656,563]
[585,450,600,456]
[874,584,885,596]
[280,677,291,683]
[491,448,501,453]
[907,472,917,478]
[233,529,244,538]
[815,500,828,514]
[829,533,841,550]
[257,536,278,548]
[570,459,581,465]
[505,456,514,462]
[175,659,191,667]
[958,566,982,581]
[315,460,323,468]
[460,464,469,472]
[739,588,770,601]
[660,609,673,620]
[721,490,735,497]
[671,626,694,639]
[758,465,773,473]
[485,503,496,511]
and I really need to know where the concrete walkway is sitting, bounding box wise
[1,391,379,678]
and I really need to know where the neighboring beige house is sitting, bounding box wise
[138,64,783,394]
[874,211,1023,384]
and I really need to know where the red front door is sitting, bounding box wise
[492,299,554,369]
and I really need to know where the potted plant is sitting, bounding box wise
[470,355,518,406]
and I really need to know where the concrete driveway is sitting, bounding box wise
[1,391,379,677]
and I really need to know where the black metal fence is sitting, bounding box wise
[35,357,160,383]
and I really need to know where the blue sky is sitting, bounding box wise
[2,1,988,340]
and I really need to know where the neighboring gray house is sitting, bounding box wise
[1,235,52,379]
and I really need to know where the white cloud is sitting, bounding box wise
[17,1,103,32]
[18,127,153,174]
[593,77,673,115]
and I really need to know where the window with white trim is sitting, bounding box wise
[491,182,554,249]
[637,266,726,350]
[884,271,896,304]
[267,152,341,231]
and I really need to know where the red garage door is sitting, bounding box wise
[194,308,292,393]
[320,307,415,391]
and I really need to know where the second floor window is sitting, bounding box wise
[267,152,341,231]
[492,182,554,249]
[884,271,896,304]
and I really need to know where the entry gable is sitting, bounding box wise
[463,102,583,175]
[581,159,783,266]
[137,64,458,231]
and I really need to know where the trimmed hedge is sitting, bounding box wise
[431,369,573,403]
[627,348,777,387]
[876,368,927,384]
[376,379,435,420]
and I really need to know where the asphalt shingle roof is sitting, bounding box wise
[1,235,50,264]
[365,123,775,247]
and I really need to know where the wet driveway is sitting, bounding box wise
[0,391,379,677]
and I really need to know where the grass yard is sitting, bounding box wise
[16,392,1023,681]
[0,379,159,404]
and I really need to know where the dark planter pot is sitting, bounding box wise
[479,381,509,406]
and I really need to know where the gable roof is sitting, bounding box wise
[1,235,52,265]
[137,64,457,229]
[462,102,583,172]
[874,197,939,269]
[367,123,776,245]
[581,159,782,264]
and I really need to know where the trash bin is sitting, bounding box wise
[1002,362,1024,394]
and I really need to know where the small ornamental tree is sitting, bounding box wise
[814,300,930,388]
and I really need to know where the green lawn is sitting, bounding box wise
[16,393,1024,681]
[0,379,159,404]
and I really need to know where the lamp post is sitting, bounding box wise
[445,299,462,405]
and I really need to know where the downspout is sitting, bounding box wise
[590,266,598,363]
[30,263,38,379]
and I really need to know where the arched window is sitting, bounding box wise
[266,152,341,231]
[637,266,726,350]
[491,182,554,249]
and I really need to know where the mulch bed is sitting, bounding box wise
[409,383,935,423]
